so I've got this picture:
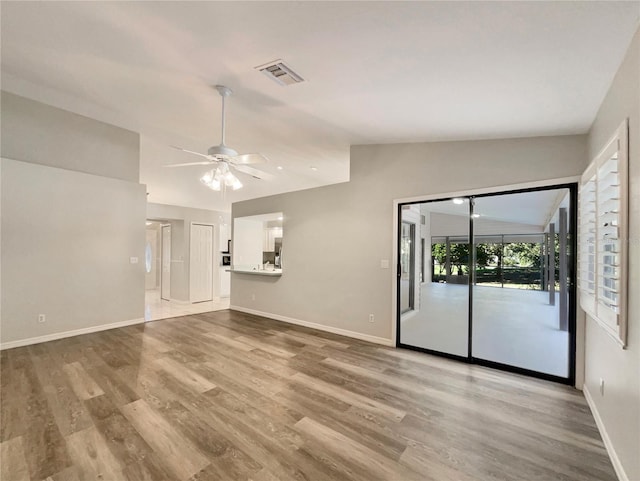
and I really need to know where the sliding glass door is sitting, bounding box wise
[399,199,470,357]
[471,189,572,378]
[397,185,576,383]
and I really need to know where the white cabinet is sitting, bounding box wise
[219,269,230,297]
[217,222,231,298]
[263,229,272,251]
[219,223,230,252]
[263,227,283,251]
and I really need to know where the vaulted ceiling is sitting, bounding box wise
[2,1,639,211]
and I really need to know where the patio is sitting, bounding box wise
[401,282,569,377]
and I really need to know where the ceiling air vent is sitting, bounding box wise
[255,59,305,86]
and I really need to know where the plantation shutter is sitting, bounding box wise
[578,164,597,317]
[578,120,628,347]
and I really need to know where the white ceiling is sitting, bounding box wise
[420,189,569,229]
[2,2,639,211]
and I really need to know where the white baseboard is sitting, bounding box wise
[230,305,394,347]
[0,317,146,350]
[583,384,628,481]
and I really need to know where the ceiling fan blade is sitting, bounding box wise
[232,153,269,164]
[165,161,214,168]
[170,145,214,160]
[231,163,274,180]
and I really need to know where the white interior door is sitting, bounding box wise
[161,225,171,301]
[190,224,214,303]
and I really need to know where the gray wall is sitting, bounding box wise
[147,203,230,301]
[231,134,587,342]
[585,27,640,481]
[1,159,146,345]
[0,93,145,347]
[1,91,139,182]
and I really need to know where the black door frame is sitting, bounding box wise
[396,183,578,385]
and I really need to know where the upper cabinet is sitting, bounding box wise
[264,226,283,252]
[219,223,231,252]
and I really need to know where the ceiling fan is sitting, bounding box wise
[167,85,273,191]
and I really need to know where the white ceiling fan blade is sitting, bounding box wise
[165,161,213,168]
[170,145,215,160]
[232,153,269,164]
[231,163,274,180]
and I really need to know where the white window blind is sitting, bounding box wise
[579,120,629,347]
[578,165,596,315]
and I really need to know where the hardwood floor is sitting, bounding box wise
[1,310,616,481]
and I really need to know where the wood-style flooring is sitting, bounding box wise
[1,310,616,481]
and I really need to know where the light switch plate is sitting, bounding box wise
[380,259,390,269]
[130,257,139,264]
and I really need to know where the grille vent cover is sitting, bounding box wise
[255,59,305,86]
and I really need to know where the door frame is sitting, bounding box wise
[393,178,579,385]
[400,221,416,313]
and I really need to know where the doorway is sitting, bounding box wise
[397,184,577,384]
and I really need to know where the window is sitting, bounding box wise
[579,120,629,347]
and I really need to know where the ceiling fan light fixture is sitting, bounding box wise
[223,171,236,185]
[209,179,222,191]
[200,169,214,185]
[231,178,243,190]
[200,165,244,192]
[200,168,224,191]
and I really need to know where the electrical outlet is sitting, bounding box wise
[369,314,375,323]
[38,314,46,323]
[251,293,256,301]
[599,378,605,396]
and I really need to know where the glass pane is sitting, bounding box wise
[471,189,571,378]
[400,199,469,357]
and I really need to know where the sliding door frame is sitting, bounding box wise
[395,182,578,385]
[400,221,416,313]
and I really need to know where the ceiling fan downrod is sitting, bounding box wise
[215,85,233,147]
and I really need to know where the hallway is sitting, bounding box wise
[144,289,229,322]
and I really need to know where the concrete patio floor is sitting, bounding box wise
[400,283,569,377]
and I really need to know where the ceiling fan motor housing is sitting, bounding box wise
[207,144,238,158]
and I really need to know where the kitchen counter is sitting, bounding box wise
[226,268,282,277]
